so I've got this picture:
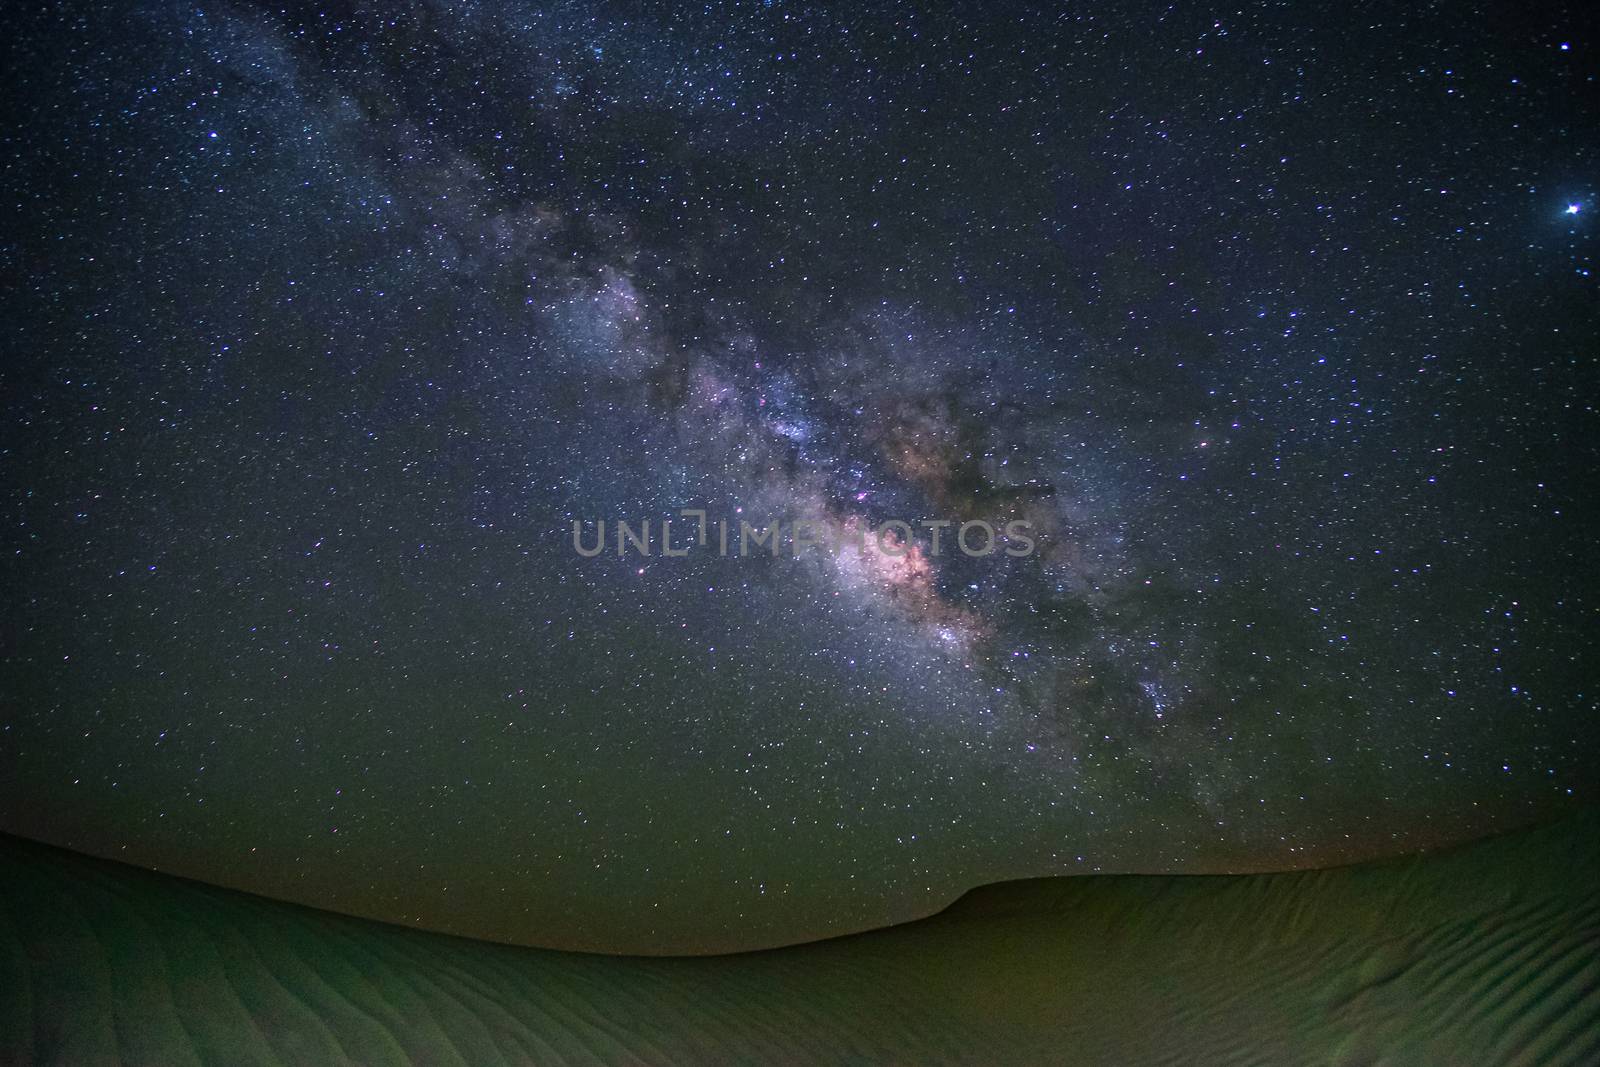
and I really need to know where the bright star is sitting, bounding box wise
[1567,203,1582,215]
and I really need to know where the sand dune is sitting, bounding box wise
[2,810,1596,1065]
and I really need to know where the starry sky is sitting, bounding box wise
[2,1,1597,954]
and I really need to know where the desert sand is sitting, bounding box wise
[2,809,1596,1065]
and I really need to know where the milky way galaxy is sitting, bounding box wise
[2,1,1596,953]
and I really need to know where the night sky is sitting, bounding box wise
[3,1,1597,954]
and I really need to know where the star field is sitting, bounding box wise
[2,0,1597,952]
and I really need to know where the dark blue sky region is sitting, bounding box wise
[2,0,1596,952]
